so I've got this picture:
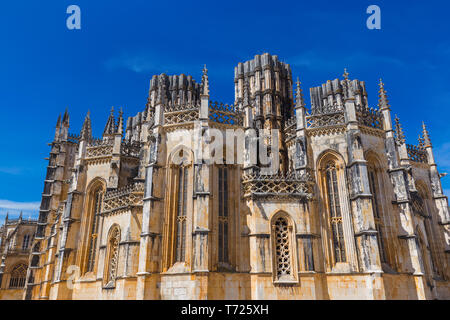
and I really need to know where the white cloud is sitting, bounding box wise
[0,167,25,175]
[0,200,40,211]
[0,200,40,222]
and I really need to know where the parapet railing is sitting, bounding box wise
[407,144,428,163]
[102,182,145,214]
[209,101,243,126]
[242,170,313,199]
[355,104,383,130]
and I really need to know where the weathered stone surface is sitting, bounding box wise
[8,54,449,300]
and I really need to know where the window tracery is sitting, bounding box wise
[9,264,27,288]
[105,226,120,287]
[274,216,292,280]
[325,162,346,263]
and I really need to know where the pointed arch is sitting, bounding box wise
[81,177,107,274]
[317,150,356,271]
[104,224,121,288]
[168,144,194,167]
[162,148,193,270]
[365,150,390,266]
[415,225,435,283]
[270,211,298,283]
[9,263,27,288]
[414,181,441,278]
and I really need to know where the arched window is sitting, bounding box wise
[104,226,120,288]
[218,167,229,264]
[413,187,440,278]
[270,212,298,282]
[22,234,30,250]
[175,166,188,263]
[9,264,27,288]
[274,217,291,278]
[367,165,388,264]
[325,162,346,263]
[86,186,103,273]
[8,233,16,250]
[162,149,193,271]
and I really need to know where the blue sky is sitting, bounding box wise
[1,1,449,220]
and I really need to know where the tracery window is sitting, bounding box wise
[105,226,120,287]
[274,217,292,279]
[9,264,27,288]
[414,188,440,277]
[8,234,15,250]
[87,188,103,272]
[218,167,229,264]
[368,168,388,264]
[325,162,346,263]
[175,166,188,263]
[22,234,30,250]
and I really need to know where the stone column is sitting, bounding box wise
[136,100,164,300]
[191,66,211,274]
[344,97,382,272]
[422,124,450,278]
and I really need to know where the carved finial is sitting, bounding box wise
[202,64,209,96]
[295,77,305,109]
[116,108,124,135]
[378,78,390,110]
[62,108,70,126]
[394,114,405,145]
[80,110,92,140]
[422,122,432,147]
[103,107,116,136]
[56,114,62,128]
[343,68,349,80]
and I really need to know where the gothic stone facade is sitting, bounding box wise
[24,53,450,300]
[0,214,37,300]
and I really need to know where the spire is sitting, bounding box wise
[201,64,209,96]
[62,108,70,126]
[378,78,390,110]
[116,108,124,135]
[56,114,62,128]
[422,122,432,147]
[80,110,92,141]
[103,107,116,136]
[18,211,22,222]
[394,115,405,145]
[5,212,8,223]
[295,77,305,109]
[343,68,349,80]
[54,113,62,141]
